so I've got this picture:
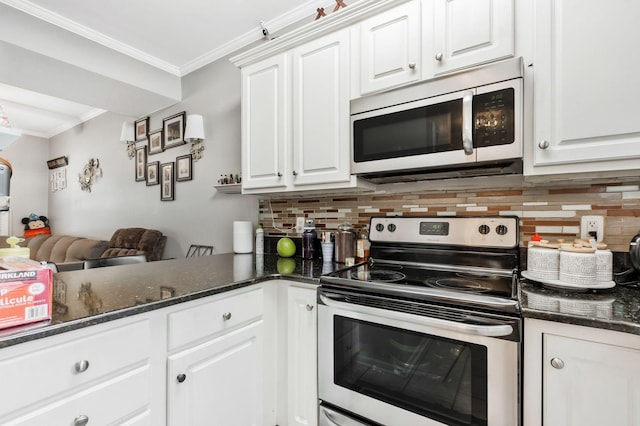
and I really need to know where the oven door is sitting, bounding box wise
[318,289,521,426]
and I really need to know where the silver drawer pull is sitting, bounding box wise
[74,360,90,373]
[222,312,232,321]
[73,415,89,426]
[306,304,314,311]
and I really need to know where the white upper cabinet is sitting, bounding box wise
[241,55,289,191]
[529,0,640,176]
[429,0,514,75]
[291,30,351,187]
[357,0,422,95]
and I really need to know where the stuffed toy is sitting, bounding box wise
[21,213,51,238]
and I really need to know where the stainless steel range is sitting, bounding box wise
[318,216,522,426]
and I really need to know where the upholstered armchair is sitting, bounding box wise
[101,228,166,261]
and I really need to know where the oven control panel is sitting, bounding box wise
[369,216,518,248]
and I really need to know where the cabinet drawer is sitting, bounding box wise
[168,287,263,350]
[0,319,150,417]
[2,365,151,426]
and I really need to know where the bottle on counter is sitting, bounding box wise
[255,224,264,255]
[302,219,317,260]
[356,224,370,262]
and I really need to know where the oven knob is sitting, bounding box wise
[375,223,384,232]
[478,224,490,235]
[387,224,396,232]
[496,225,508,235]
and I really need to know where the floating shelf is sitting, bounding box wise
[214,183,242,194]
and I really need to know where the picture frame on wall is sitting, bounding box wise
[146,161,159,186]
[148,129,164,155]
[134,117,149,141]
[162,111,186,149]
[160,161,174,201]
[176,154,192,182]
[135,146,147,182]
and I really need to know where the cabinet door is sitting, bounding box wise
[543,333,640,426]
[241,55,289,190]
[531,0,640,174]
[291,29,350,187]
[431,0,514,75]
[167,321,264,426]
[358,0,421,95]
[286,285,318,426]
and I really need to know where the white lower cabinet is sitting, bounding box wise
[0,317,156,425]
[0,281,318,425]
[285,283,319,426]
[167,320,264,426]
[524,318,640,426]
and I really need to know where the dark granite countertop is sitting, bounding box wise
[0,253,338,349]
[2,252,640,349]
[520,279,640,335]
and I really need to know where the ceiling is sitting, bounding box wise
[0,0,334,138]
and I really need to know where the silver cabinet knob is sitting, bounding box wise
[177,373,187,383]
[538,140,550,150]
[292,170,298,176]
[408,62,416,69]
[74,360,90,373]
[277,172,282,177]
[306,304,314,311]
[222,312,232,321]
[435,52,443,61]
[550,357,565,369]
[73,415,89,426]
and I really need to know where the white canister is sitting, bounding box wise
[527,246,560,281]
[595,249,613,282]
[233,221,254,254]
[559,249,597,285]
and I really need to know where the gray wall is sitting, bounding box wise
[6,57,258,258]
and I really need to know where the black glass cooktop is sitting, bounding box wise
[333,262,515,299]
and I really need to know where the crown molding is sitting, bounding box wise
[0,0,181,76]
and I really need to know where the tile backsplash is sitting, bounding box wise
[258,180,640,252]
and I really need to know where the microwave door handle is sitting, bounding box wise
[462,90,474,155]
[319,293,513,337]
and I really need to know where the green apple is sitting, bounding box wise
[277,237,296,257]
[277,257,296,274]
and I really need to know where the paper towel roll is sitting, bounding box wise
[233,221,253,254]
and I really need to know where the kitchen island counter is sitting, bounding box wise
[0,253,337,349]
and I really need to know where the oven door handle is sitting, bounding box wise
[319,293,513,338]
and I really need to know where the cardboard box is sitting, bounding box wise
[0,257,53,330]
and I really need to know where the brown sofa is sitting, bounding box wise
[17,228,166,269]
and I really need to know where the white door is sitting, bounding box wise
[431,0,514,75]
[287,285,318,426]
[358,0,421,95]
[291,29,351,187]
[241,55,289,190]
[167,321,264,426]
[543,333,640,425]
[532,0,640,174]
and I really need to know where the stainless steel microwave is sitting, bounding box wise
[351,58,524,182]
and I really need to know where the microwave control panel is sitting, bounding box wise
[473,88,515,147]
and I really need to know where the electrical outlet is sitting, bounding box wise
[580,215,604,242]
[295,217,305,233]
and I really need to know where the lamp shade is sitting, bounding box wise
[184,114,205,140]
[120,121,135,143]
